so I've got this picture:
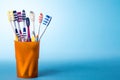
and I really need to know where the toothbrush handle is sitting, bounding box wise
[15,28,19,37]
[27,26,31,42]
[18,23,22,34]
[33,22,35,34]
[38,23,41,38]
[23,27,27,41]
[14,22,19,37]
[15,28,20,41]
[39,26,48,41]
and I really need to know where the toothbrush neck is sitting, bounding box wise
[27,26,30,37]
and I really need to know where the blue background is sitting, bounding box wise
[0,0,120,80]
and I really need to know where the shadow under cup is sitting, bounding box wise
[14,41,40,78]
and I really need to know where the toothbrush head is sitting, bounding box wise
[13,10,18,21]
[39,13,43,23]
[17,12,22,22]
[7,11,14,22]
[22,10,26,20]
[30,11,35,22]
[26,17,30,27]
[43,15,52,26]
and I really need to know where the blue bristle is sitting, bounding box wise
[44,20,48,23]
[43,23,47,25]
[46,15,51,18]
[44,18,49,21]
[43,20,48,25]
[43,15,52,26]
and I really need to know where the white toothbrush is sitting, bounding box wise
[13,10,21,41]
[30,11,35,37]
[37,13,43,41]
[7,11,15,35]
[22,10,27,41]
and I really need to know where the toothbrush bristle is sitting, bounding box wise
[22,10,26,20]
[17,12,22,22]
[30,11,35,21]
[13,10,18,21]
[46,15,51,18]
[44,18,49,21]
[8,11,14,21]
[39,13,43,23]
[43,15,52,26]
[26,17,30,27]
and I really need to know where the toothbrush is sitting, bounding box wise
[7,11,15,35]
[26,17,31,42]
[29,11,35,37]
[39,15,52,41]
[22,10,27,41]
[37,13,43,41]
[13,10,20,41]
[17,12,23,40]
[8,11,18,41]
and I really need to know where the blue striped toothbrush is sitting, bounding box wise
[22,10,27,41]
[13,10,20,41]
[39,15,52,41]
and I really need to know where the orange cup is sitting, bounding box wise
[14,41,40,78]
